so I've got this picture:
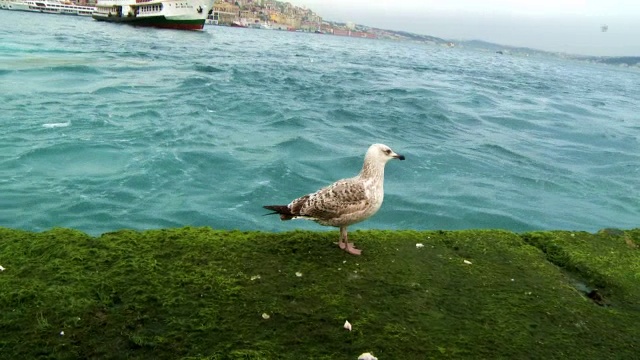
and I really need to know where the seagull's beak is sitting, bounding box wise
[393,153,405,161]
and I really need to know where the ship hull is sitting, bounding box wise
[92,14,204,30]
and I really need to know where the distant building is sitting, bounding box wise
[331,28,376,39]
[212,0,239,25]
[269,11,300,28]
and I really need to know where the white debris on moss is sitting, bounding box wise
[344,320,352,331]
[358,352,378,360]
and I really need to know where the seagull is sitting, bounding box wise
[263,143,405,255]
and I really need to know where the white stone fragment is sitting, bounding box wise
[0,265,5,271]
[463,260,472,265]
[358,353,378,360]
[295,272,303,277]
[344,320,352,331]
[250,275,261,281]
[261,313,270,320]
[416,243,424,248]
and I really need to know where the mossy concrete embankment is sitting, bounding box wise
[0,227,638,359]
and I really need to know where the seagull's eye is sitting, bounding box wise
[384,149,391,155]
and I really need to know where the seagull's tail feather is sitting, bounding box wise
[263,205,295,220]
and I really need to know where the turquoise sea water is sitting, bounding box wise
[1,12,639,236]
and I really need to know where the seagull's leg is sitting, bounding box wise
[342,226,362,256]
[338,226,347,250]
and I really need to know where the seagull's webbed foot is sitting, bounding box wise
[344,242,362,255]
[338,226,362,256]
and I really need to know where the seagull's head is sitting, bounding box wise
[368,143,405,163]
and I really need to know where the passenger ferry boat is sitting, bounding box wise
[0,0,95,16]
[92,0,214,30]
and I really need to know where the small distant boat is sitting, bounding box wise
[92,0,215,30]
[0,0,95,16]
[248,21,271,30]
[230,19,247,28]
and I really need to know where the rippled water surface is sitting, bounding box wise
[1,12,639,235]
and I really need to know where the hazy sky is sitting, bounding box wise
[287,0,640,56]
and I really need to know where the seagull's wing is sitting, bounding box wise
[290,178,369,220]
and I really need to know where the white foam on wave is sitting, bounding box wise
[42,122,71,128]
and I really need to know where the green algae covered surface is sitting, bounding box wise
[0,227,638,359]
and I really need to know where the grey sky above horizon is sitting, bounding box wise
[286,0,640,56]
